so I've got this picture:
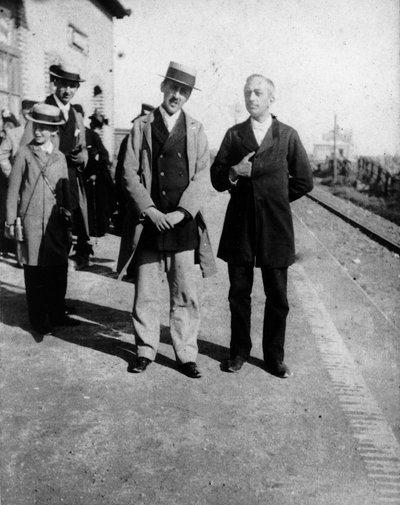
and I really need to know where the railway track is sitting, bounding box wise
[306,189,400,255]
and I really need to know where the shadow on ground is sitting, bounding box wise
[0,281,259,373]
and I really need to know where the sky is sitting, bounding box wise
[113,0,400,156]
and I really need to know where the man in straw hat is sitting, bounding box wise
[45,64,93,270]
[6,103,80,337]
[117,61,216,378]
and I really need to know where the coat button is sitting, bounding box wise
[160,171,165,176]
[161,190,166,196]
[177,152,182,158]
[160,154,163,159]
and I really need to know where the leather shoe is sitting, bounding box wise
[177,361,202,378]
[132,357,151,373]
[50,316,81,327]
[264,360,291,378]
[64,304,77,315]
[225,356,246,372]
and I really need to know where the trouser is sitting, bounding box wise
[23,263,68,329]
[131,246,200,363]
[228,263,289,363]
[71,207,92,257]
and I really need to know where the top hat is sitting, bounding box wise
[49,64,85,83]
[159,61,200,91]
[25,103,66,125]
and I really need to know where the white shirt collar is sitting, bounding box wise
[251,114,272,146]
[40,141,54,154]
[53,94,70,120]
[159,105,181,133]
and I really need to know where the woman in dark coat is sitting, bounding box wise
[84,110,115,238]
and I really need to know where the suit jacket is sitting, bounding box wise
[211,116,313,267]
[117,108,217,279]
[44,95,88,167]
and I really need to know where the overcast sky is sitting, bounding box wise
[113,0,399,155]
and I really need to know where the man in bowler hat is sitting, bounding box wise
[117,61,216,378]
[211,74,313,378]
[45,64,93,269]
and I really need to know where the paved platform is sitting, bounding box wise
[1,192,399,505]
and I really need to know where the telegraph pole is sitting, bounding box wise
[332,114,337,184]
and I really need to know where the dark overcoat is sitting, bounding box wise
[6,143,70,266]
[210,116,313,268]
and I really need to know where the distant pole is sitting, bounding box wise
[333,114,337,184]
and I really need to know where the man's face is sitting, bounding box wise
[244,77,273,121]
[161,79,191,115]
[55,78,79,105]
[33,122,56,144]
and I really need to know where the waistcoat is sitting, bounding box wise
[141,109,198,251]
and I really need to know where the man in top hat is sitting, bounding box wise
[45,64,92,269]
[117,61,216,378]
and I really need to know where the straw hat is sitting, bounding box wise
[25,103,66,125]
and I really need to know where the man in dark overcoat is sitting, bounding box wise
[211,74,313,378]
[45,64,92,269]
[117,62,216,378]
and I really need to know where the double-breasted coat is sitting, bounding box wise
[117,109,216,279]
[6,143,71,266]
[211,116,313,267]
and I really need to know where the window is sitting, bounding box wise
[67,24,88,55]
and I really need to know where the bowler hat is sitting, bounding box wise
[21,99,38,111]
[49,64,85,83]
[26,103,66,125]
[159,61,200,91]
[1,110,20,127]
[89,108,108,126]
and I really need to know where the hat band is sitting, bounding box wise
[165,67,195,88]
[53,70,81,82]
[31,110,62,123]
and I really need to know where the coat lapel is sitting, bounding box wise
[240,118,259,153]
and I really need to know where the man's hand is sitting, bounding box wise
[4,224,14,240]
[165,210,186,227]
[144,207,173,232]
[229,151,255,181]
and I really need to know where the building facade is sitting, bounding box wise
[0,0,129,154]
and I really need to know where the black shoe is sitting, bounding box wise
[31,325,53,337]
[50,316,81,327]
[64,304,77,315]
[264,360,291,378]
[225,356,247,373]
[177,361,202,378]
[132,357,151,373]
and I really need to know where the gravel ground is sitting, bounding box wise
[292,182,400,330]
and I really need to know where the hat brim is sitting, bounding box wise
[25,112,65,125]
[158,74,200,91]
[49,70,85,83]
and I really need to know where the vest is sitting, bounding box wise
[141,109,198,252]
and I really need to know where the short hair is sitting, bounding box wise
[245,74,275,99]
